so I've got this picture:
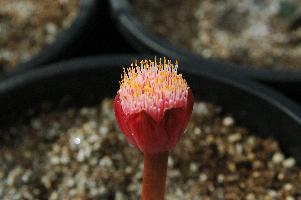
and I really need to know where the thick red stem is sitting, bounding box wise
[142,151,169,200]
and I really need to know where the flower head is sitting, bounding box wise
[114,58,194,153]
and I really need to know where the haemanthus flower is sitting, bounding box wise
[114,58,194,154]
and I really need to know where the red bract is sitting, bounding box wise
[114,59,194,154]
[114,90,193,153]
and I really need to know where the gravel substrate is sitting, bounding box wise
[0,0,80,71]
[132,0,301,70]
[0,99,301,199]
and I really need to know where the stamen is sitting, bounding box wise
[118,58,189,119]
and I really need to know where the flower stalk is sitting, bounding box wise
[142,152,169,200]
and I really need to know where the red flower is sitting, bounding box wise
[114,59,194,154]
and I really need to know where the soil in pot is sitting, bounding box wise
[131,0,301,70]
[0,0,80,71]
[1,98,301,199]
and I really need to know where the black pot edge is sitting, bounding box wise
[109,0,301,83]
[13,0,100,70]
[2,54,301,125]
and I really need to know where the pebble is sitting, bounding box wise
[217,174,225,183]
[168,157,174,167]
[194,103,209,115]
[31,119,42,129]
[189,163,198,172]
[99,126,109,136]
[247,136,256,146]
[228,133,242,143]
[199,173,208,182]
[50,156,60,165]
[21,171,31,183]
[283,158,296,168]
[125,166,133,174]
[284,183,293,191]
[115,191,124,200]
[272,152,284,164]
[45,23,58,35]
[193,127,201,135]
[99,156,113,167]
[67,179,75,188]
[267,190,277,198]
[246,193,256,200]
[223,116,235,127]
[286,196,295,200]
[169,169,180,178]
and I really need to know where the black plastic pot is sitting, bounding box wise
[1,55,301,164]
[109,0,301,102]
[13,0,99,70]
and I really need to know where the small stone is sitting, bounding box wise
[80,107,90,116]
[235,144,243,154]
[189,163,198,172]
[217,174,224,183]
[194,103,209,115]
[53,144,61,153]
[277,173,285,180]
[193,127,201,135]
[89,158,98,166]
[228,133,242,143]
[247,136,256,146]
[223,116,234,126]
[21,170,31,183]
[50,156,60,165]
[175,188,184,197]
[253,160,263,169]
[76,150,85,162]
[72,137,81,145]
[272,152,284,164]
[128,183,139,192]
[99,186,107,194]
[168,157,174,167]
[92,142,101,150]
[90,188,99,196]
[125,166,133,174]
[252,171,260,178]
[42,176,52,189]
[31,119,42,129]
[115,191,124,200]
[246,193,256,200]
[283,158,296,168]
[99,156,112,167]
[228,162,236,172]
[169,169,180,178]
[208,184,215,192]
[88,134,98,143]
[199,173,208,182]
[284,183,293,191]
[286,196,295,200]
[267,190,277,198]
[69,189,77,196]
[67,179,75,188]
[49,192,59,200]
[99,126,109,136]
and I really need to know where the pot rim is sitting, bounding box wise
[109,0,301,83]
[2,54,301,122]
